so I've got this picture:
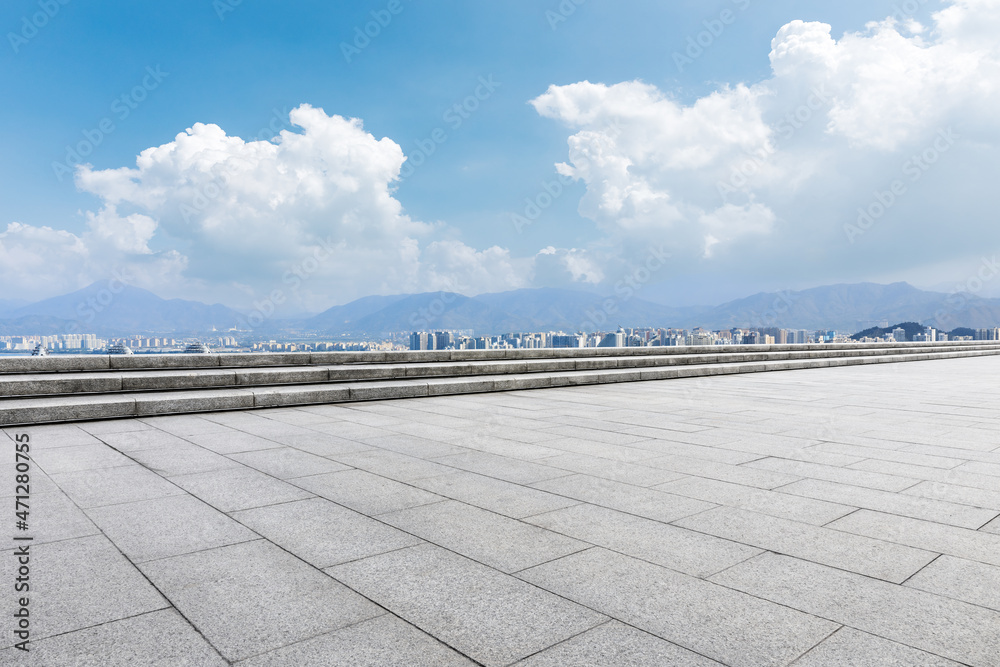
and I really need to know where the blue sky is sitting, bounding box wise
[2,0,995,311]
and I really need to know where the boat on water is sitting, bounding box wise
[31,344,47,356]
[184,342,211,354]
[107,344,134,355]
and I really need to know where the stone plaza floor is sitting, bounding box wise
[3,355,1000,665]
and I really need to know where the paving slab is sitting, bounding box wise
[533,452,683,487]
[232,497,422,568]
[330,448,454,481]
[657,476,854,525]
[532,474,716,523]
[184,430,283,455]
[410,471,580,518]
[746,457,918,492]
[646,455,802,489]
[432,450,571,485]
[15,490,101,545]
[514,620,723,666]
[778,477,997,529]
[170,465,313,512]
[790,626,965,666]
[85,494,257,562]
[329,543,607,667]
[829,509,1000,567]
[51,464,186,508]
[527,503,761,577]
[0,535,167,647]
[30,442,135,475]
[125,443,243,476]
[381,500,587,572]
[292,469,443,515]
[905,554,1000,611]
[0,609,227,666]
[236,613,475,666]
[518,547,836,667]
[227,446,351,479]
[140,539,382,662]
[711,552,1000,667]
[673,506,936,583]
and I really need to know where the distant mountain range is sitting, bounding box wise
[1,280,998,337]
[0,283,244,336]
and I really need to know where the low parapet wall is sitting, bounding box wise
[0,341,991,374]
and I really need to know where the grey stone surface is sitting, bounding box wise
[532,474,716,523]
[527,503,761,577]
[657,475,855,525]
[711,552,1000,667]
[30,442,134,474]
[292,469,443,515]
[674,506,936,583]
[329,543,607,667]
[184,430,282,454]
[745,457,917,492]
[519,547,836,667]
[778,477,997,529]
[0,535,167,646]
[17,490,101,545]
[829,509,1000,567]
[647,454,804,489]
[534,452,682,486]
[789,627,964,666]
[411,470,580,518]
[51,464,186,508]
[432,450,571,485]
[126,442,243,476]
[237,613,475,666]
[170,465,313,512]
[331,448,453,481]
[228,446,351,479]
[0,609,227,666]
[85,494,257,562]
[141,539,381,662]
[903,480,1000,511]
[381,500,587,572]
[905,555,1000,611]
[514,620,724,666]
[96,428,193,451]
[232,497,422,568]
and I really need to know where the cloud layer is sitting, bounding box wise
[531,0,1000,295]
[3,0,999,310]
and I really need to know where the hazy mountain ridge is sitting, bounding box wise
[3,281,999,336]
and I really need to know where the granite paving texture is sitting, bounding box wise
[3,355,1000,665]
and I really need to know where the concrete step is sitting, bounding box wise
[1,345,997,426]
[4,343,1000,399]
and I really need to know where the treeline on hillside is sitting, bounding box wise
[851,322,975,341]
